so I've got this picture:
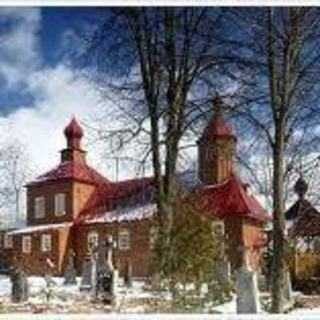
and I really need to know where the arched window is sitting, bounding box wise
[87,231,99,250]
[149,226,158,250]
[54,193,66,216]
[41,234,52,252]
[4,234,13,249]
[212,221,225,237]
[22,235,32,253]
[35,196,45,218]
[118,229,130,251]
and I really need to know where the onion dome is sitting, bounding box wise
[64,117,84,140]
[200,95,236,141]
[294,176,308,199]
[64,117,83,149]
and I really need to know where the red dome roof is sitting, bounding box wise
[202,116,235,140]
[200,96,235,141]
[64,117,84,139]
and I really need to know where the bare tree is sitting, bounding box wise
[0,139,34,227]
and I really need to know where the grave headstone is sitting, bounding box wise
[80,254,96,291]
[216,259,231,283]
[64,250,77,285]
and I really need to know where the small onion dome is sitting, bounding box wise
[200,95,235,141]
[294,176,308,199]
[64,117,84,140]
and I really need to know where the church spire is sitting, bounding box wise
[294,176,308,200]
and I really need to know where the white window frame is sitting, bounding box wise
[118,229,130,251]
[54,193,66,216]
[149,226,158,250]
[35,196,45,219]
[22,235,32,253]
[4,234,13,249]
[87,231,99,250]
[41,234,52,252]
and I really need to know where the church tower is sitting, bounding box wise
[198,96,237,184]
[61,117,87,164]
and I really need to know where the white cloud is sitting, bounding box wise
[0,8,41,88]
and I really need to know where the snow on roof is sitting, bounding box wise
[27,161,110,186]
[84,203,156,224]
[7,222,72,235]
[192,174,270,222]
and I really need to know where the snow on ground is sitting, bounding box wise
[210,297,236,314]
[0,275,173,314]
[1,275,320,316]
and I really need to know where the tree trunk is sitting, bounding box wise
[271,122,286,313]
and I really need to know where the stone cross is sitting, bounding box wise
[96,235,117,304]
[64,250,77,285]
[124,261,133,288]
[80,244,98,291]
[10,266,29,303]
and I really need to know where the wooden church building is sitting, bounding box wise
[0,96,269,277]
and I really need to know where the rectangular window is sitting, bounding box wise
[41,234,52,252]
[54,193,66,216]
[35,196,45,218]
[87,231,99,250]
[119,229,130,251]
[4,234,13,249]
[22,235,32,253]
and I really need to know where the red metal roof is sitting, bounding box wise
[192,174,270,222]
[27,161,110,187]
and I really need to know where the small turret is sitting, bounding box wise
[294,176,308,200]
